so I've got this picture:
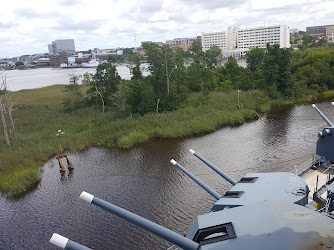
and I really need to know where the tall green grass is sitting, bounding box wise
[0,86,271,194]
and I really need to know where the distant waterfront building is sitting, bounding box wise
[306,24,334,43]
[290,28,299,37]
[306,25,327,36]
[0,59,14,68]
[49,56,68,66]
[48,39,76,56]
[166,37,198,51]
[202,24,290,58]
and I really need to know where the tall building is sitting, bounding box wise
[237,25,289,49]
[48,39,76,56]
[201,31,227,51]
[201,24,290,58]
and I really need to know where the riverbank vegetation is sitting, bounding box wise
[1,43,334,194]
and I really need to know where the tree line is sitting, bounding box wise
[64,42,334,115]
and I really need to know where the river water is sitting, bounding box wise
[2,61,245,91]
[0,101,333,249]
[2,65,139,91]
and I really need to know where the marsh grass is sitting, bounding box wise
[0,86,272,193]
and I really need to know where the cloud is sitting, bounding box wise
[14,8,60,19]
[54,20,102,31]
[59,0,81,6]
[0,22,14,29]
[1,0,334,58]
[178,0,248,10]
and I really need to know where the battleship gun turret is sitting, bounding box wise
[313,103,334,162]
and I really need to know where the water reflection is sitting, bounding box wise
[1,103,334,249]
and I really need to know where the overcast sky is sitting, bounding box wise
[1,0,333,58]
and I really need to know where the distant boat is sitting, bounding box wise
[82,59,99,68]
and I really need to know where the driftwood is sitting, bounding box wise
[0,71,20,145]
[0,97,10,145]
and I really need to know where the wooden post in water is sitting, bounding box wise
[56,155,66,172]
[64,154,74,169]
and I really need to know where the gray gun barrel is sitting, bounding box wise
[80,192,199,250]
[312,104,334,127]
[189,149,237,185]
[49,233,92,250]
[170,159,222,200]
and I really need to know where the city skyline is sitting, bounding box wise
[0,0,334,58]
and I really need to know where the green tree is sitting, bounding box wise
[112,81,130,112]
[219,57,249,90]
[187,42,221,91]
[246,47,265,72]
[204,46,221,69]
[263,44,292,96]
[142,43,174,95]
[86,63,121,112]
[128,55,143,80]
[63,74,85,112]
[127,79,156,115]
[291,47,334,92]
[277,48,292,94]
[142,43,189,112]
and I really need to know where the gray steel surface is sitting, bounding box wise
[212,172,309,211]
[186,201,334,250]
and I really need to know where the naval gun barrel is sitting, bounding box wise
[312,104,334,127]
[170,159,222,200]
[49,233,92,250]
[80,192,199,250]
[189,149,237,185]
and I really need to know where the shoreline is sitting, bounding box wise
[0,85,333,195]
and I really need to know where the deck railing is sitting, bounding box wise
[291,155,320,176]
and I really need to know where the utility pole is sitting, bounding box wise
[238,90,240,106]
[56,129,64,155]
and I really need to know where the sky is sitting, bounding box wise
[1,0,334,58]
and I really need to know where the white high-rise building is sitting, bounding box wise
[237,25,289,49]
[202,24,290,58]
[201,31,227,51]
